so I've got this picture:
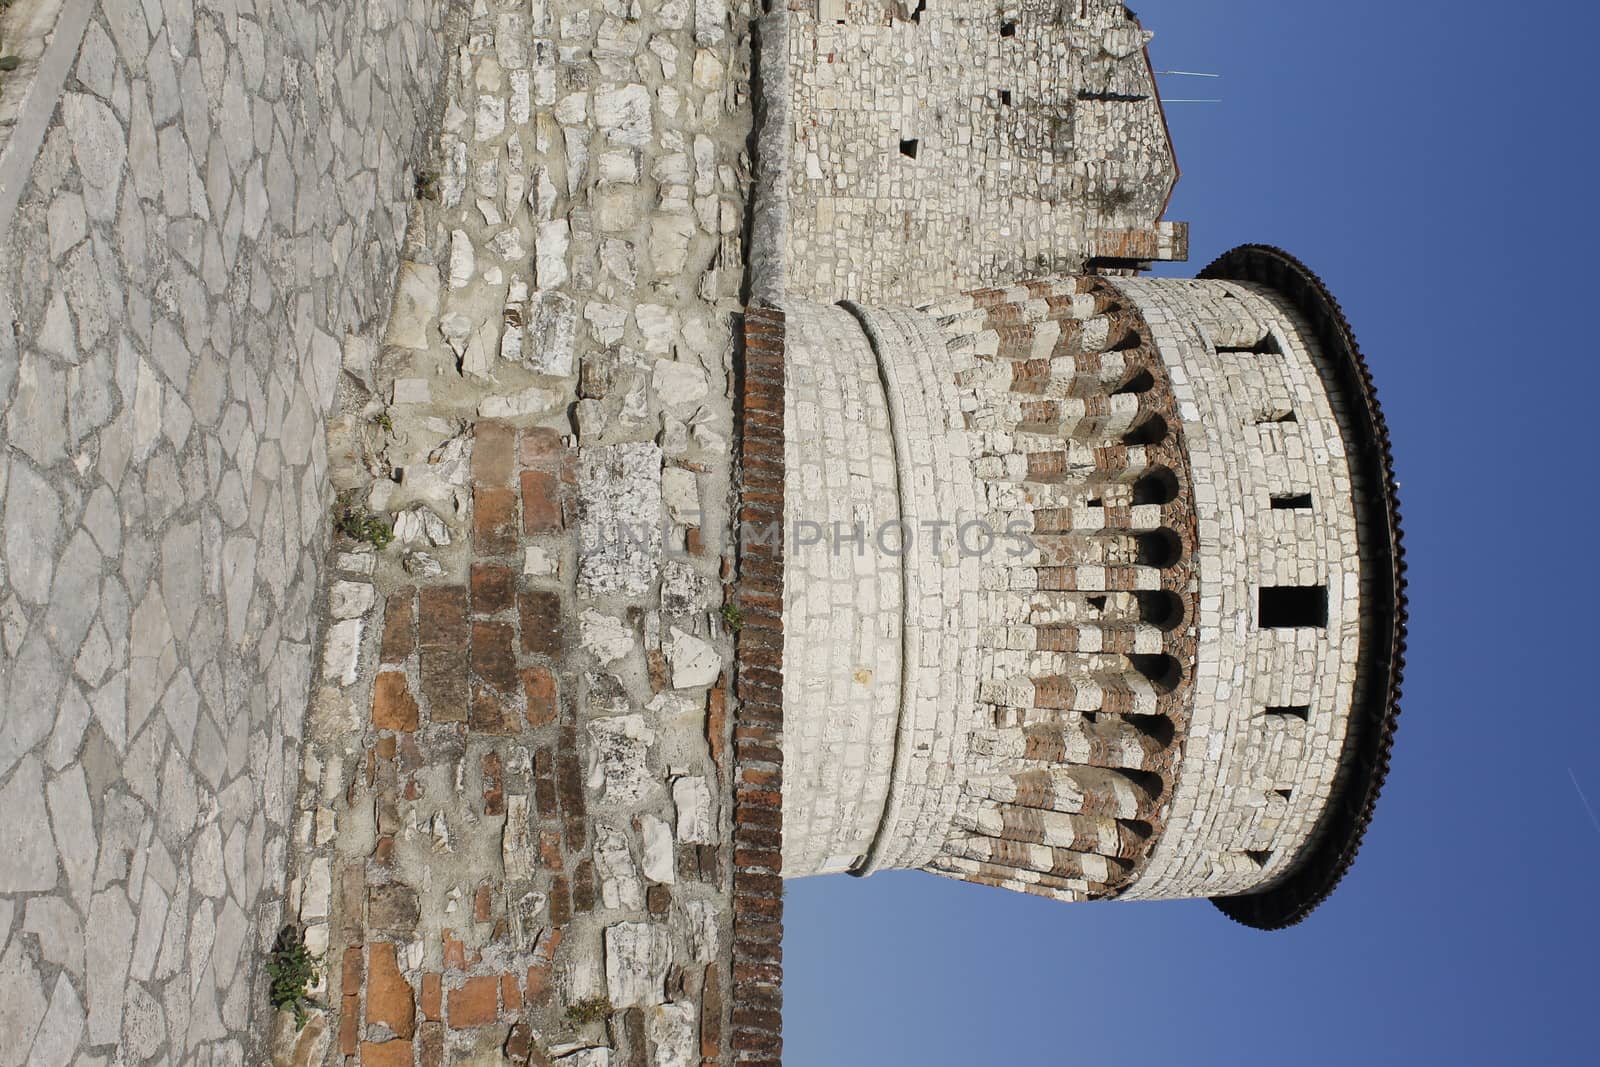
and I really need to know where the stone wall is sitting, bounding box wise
[752,0,1187,307]
[0,1,448,1064]
[280,0,759,1062]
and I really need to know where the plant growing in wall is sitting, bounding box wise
[333,493,395,549]
[565,996,614,1026]
[266,925,324,1030]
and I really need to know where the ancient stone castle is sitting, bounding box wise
[0,0,1404,1064]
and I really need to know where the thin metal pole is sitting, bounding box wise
[1156,70,1221,78]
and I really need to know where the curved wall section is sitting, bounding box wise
[1107,277,1364,902]
[777,301,905,876]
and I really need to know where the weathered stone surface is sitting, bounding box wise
[646,1002,696,1067]
[604,922,671,1008]
[593,823,644,910]
[578,610,634,666]
[577,443,662,598]
[672,778,714,844]
[665,629,719,690]
[0,942,50,1067]
[587,715,659,810]
[640,814,675,885]
[0,759,59,892]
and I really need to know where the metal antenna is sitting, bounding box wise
[1156,70,1221,78]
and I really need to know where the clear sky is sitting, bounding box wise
[783,2,1600,1063]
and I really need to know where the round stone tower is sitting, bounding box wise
[739,246,1405,929]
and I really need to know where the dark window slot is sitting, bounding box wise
[1258,587,1327,629]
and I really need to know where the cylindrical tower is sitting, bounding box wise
[751,246,1405,929]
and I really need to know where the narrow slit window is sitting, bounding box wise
[1217,334,1282,356]
[1271,494,1313,510]
[999,89,1013,106]
[1264,705,1311,720]
[1258,587,1327,629]
[900,138,920,159]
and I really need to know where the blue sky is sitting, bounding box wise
[783,2,1600,1063]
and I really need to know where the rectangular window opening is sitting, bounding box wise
[900,138,920,159]
[1218,334,1283,356]
[999,89,1013,106]
[1000,19,1017,36]
[1264,705,1311,720]
[1271,494,1313,510]
[1258,586,1327,629]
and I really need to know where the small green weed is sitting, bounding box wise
[267,925,323,1030]
[720,603,744,632]
[565,996,614,1026]
[333,497,394,549]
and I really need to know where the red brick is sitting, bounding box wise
[365,942,415,1039]
[419,648,467,722]
[342,947,364,992]
[647,884,671,915]
[371,673,420,732]
[549,875,571,926]
[471,621,517,693]
[474,882,494,923]
[473,421,516,486]
[360,1040,414,1067]
[522,667,557,727]
[701,966,723,1060]
[482,752,505,817]
[572,859,596,913]
[707,682,728,771]
[501,973,523,1013]
[420,973,442,1022]
[474,487,519,555]
[379,591,415,664]
[520,470,562,533]
[469,685,517,735]
[519,428,565,470]
[448,975,500,1028]
[526,963,553,1007]
[470,562,516,615]
[518,590,563,657]
[506,1021,534,1064]
[418,586,469,648]
[419,1022,445,1067]
[339,994,358,1055]
[538,830,564,872]
[443,931,468,971]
